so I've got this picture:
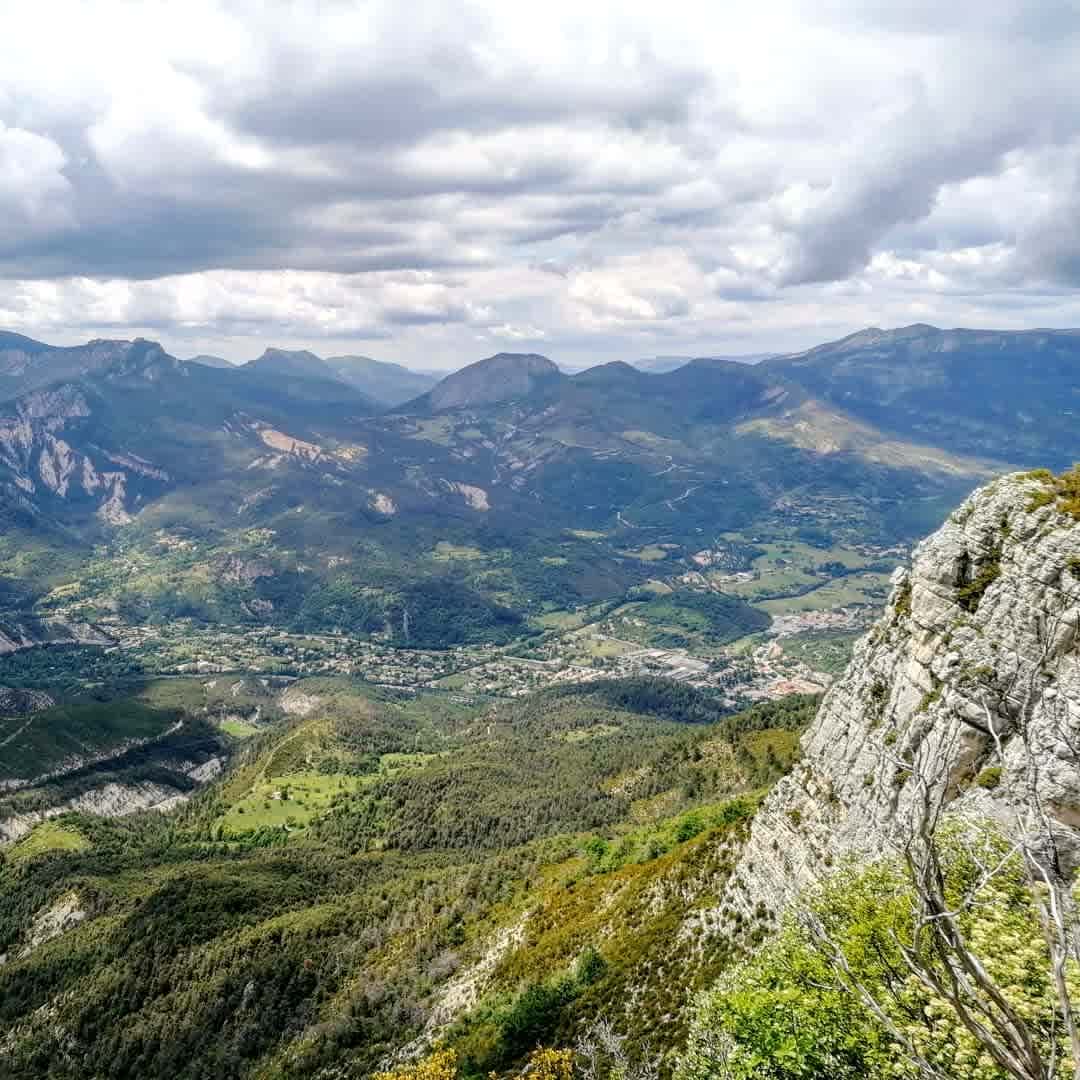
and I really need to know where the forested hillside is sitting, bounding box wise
[0,678,815,1078]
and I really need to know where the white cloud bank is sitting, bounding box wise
[2,0,1080,366]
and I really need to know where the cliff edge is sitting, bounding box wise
[705,470,1080,927]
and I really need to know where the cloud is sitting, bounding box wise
[1,0,1080,366]
[0,122,72,237]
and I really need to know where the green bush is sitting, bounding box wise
[679,830,1067,1080]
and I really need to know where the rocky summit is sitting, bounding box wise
[419,352,561,411]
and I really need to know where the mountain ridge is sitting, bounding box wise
[0,322,1076,657]
[765,323,1080,465]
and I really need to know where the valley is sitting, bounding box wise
[1,522,896,711]
[3,326,1080,1079]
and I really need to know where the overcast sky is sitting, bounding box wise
[2,1,1080,368]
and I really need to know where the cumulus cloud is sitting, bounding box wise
[1,0,1080,366]
[0,123,72,238]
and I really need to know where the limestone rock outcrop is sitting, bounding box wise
[713,471,1080,924]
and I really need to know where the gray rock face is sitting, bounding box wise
[0,781,187,843]
[0,380,169,523]
[0,618,112,656]
[708,472,1080,925]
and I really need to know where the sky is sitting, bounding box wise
[3,1,1080,369]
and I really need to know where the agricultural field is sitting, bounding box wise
[779,629,864,675]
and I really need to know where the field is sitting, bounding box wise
[219,770,364,834]
[780,629,864,675]
[757,570,892,615]
[219,716,263,738]
[8,821,89,863]
[617,544,670,562]
[718,539,881,602]
[432,541,489,561]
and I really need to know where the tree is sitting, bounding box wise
[575,1019,659,1080]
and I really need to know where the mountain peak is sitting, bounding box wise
[245,348,340,382]
[0,330,51,354]
[824,323,942,352]
[107,338,179,374]
[186,354,236,369]
[485,352,555,365]
[571,360,645,385]
[417,352,560,412]
[250,347,322,367]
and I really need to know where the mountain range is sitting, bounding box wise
[0,324,1077,649]
[2,321,1080,1077]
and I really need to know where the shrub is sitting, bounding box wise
[374,1048,458,1080]
[498,978,576,1061]
[524,1047,574,1080]
[679,831,1065,1080]
[1026,464,1080,520]
[956,558,1001,612]
[574,945,607,987]
[893,578,912,618]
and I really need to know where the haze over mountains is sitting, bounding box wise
[4,323,1079,537]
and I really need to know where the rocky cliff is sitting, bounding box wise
[0,363,173,524]
[0,617,112,655]
[707,470,1080,925]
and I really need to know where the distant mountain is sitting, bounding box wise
[630,353,775,374]
[765,324,1080,466]
[203,349,436,407]
[185,354,235,369]
[3,322,1079,652]
[0,334,156,403]
[406,352,561,412]
[0,330,50,356]
[324,354,437,407]
[572,360,651,386]
[0,337,378,533]
[243,347,341,383]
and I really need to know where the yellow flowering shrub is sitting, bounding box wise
[373,1048,458,1080]
[371,1044,574,1080]
[522,1046,574,1080]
